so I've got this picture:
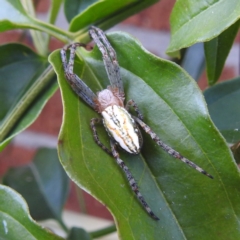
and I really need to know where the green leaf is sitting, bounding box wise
[204,77,240,143]
[204,20,240,85]
[50,31,240,239]
[181,43,205,81]
[167,0,240,53]
[64,0,98,23]
[0,44,57,150]
[3,148,69,223]
[69,0,158,34]
[0,0,72,43]
[67,227,91,240]
[0,184,63,240]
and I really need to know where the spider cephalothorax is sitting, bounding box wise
[60,26,213,221]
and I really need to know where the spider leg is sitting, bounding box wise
[134,117,214,179]
[110,140,159,220]
[89,26,124,95]
[90,118,112,156]
[61,43,97,110]
[125,99,144,120]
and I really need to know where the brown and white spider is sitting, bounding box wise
[60,26,213,221]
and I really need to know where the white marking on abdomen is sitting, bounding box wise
[102,105,140,154]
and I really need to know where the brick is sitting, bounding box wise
[0,145,36,176]
[123,0,175,30]
[28,90,63,136]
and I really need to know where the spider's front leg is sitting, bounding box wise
[60,43,97,110]
[110,140,159,220]
[134,117,214,179]
[89,26,124,95]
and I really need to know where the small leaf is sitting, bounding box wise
[50,31,240,239]
[167,0,240,53]
[0,44,57,150]
[64,0,98,23]
[68,0,158,33]
[67,227,91,240]
[181,43,205,81]
[204,77,240,143]
[3,148,69,222]
[204,20,240,85]
[0,184,63,240]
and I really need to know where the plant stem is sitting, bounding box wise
[0,65,55,142]
[75,184,87,214]
[44,0,64,51]
[90,224,116,238]
[56,216,69,234]
[21,0,48,55]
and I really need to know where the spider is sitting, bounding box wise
[60,26,213,221]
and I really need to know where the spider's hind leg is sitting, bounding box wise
[134,117,214,179]
[110,140,159,220]
[90,118,112,156]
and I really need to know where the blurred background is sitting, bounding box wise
[0,0,239,224]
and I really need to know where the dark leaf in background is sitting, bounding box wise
[0,44,57,150]
[204,77,240,143]
[3,148,69,222]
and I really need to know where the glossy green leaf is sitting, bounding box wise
[50,32,240,239]
[67,227,91,240]
[3,148,69,223]
[167,0,240,54]
[204,77,240,143]
[69,0,158,34]
[0,184,63,240]
[0,44,57,150]
[181,43,205,81]
[204,20,240,85]
[0,0,71,43]
[64,0,98,23]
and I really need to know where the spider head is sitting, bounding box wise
[94,86,125,113]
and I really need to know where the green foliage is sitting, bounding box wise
[0,0,240,239]
[50,32,240,239]
[167,0,240,53]
[204,77,240,143]
[3,148,69,224]
[0,44,57,150]
[0,185,63,240]
[204,20,240,85]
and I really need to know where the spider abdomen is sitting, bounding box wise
[102,105,142,154]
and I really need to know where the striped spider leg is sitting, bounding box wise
[60,26,213,221]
